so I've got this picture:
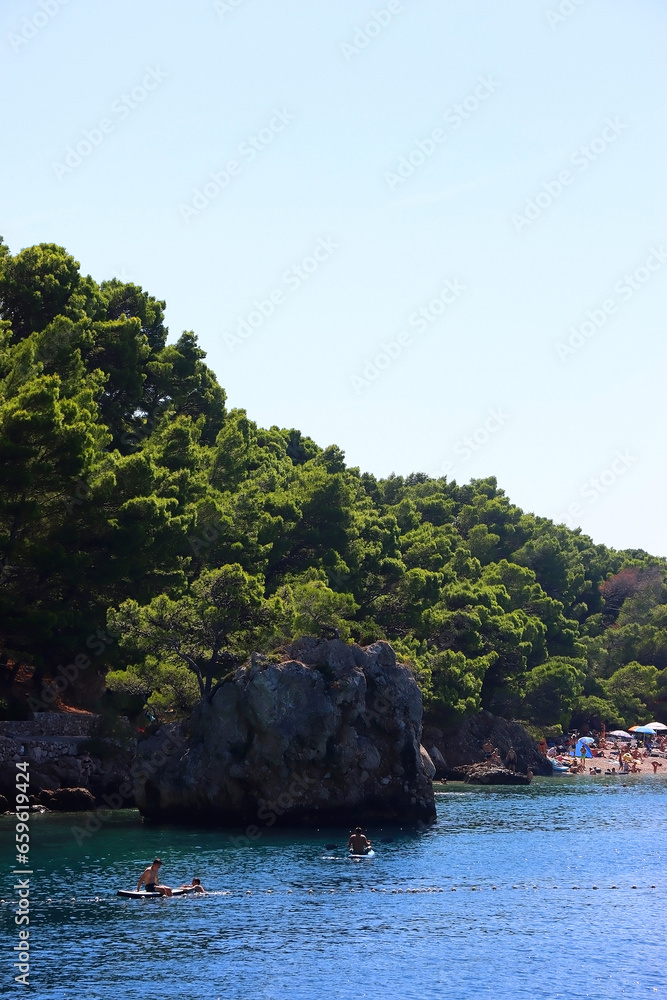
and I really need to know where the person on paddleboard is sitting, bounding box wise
[137,858,173,896]
[348,827,372,855]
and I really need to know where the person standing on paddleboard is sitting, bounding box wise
[137,858,173,896]
[348,827,372,855]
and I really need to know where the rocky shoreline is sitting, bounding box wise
[1,641,554,820]
[0,714,134,814]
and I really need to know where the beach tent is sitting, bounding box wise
[570,738,593,758]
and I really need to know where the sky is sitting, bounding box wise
[2,0,666,555]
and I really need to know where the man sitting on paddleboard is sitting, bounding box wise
[137,858,173,896]
[348,827,372,855]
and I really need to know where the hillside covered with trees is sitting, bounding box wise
[1,240,666,734]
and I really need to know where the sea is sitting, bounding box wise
[1,775,665,1000]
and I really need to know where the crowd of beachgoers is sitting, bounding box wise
[472,731,667,779]
[543,732,667,776]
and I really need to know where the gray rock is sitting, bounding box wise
[133,637,436,827]
[420,746,436,779]
[428,745,447,773]
[50,786,96,810]
[462,763,531,786]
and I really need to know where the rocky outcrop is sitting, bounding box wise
[453,763,531,786]
[133,638,436,827]
[423,711,552,778]
[39,786,97,810]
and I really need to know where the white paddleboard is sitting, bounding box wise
[349,849,375,859]
[117,887,195,899]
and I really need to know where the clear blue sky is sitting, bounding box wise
[2,0,666,555]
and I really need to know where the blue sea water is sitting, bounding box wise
[1,775,665,1000]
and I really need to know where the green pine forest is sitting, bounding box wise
[1,240,666,735]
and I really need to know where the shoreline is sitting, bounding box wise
[433,766,667,788]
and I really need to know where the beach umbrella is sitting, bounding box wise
[578,736,595,744]
[646,722,667,731]
[608,730,632,739]
[629,725,656,734]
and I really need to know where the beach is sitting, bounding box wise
[548,745,667,778]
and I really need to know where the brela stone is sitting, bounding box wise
[133,637,436,827]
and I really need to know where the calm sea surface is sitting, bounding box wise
[1,776,665,1000]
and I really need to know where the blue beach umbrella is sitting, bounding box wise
[629,726,656,734]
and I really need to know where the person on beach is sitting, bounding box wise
[482,738,494,760]
[505,747,517,772]
[137,858,173,896]
[348,827,372,855]
[538,738,548,756]
[178,877,206,894]
[650,761,663,774]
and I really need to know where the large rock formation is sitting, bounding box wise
[133,638,436,827]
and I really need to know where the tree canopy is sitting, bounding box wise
[2,239,666,730]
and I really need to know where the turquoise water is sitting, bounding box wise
[1,776,665,999]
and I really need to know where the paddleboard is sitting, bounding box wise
[349,849,375,859]
[117,887,195,899]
